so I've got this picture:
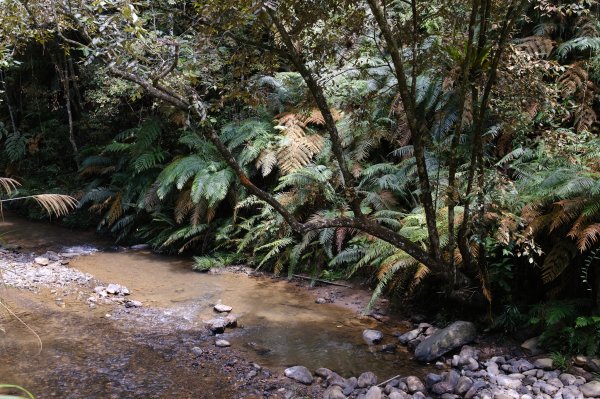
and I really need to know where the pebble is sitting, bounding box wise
[215,339,231,347]
[34,257,49,266]
[214,303,233,312]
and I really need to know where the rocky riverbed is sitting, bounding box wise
[1,225,599,398]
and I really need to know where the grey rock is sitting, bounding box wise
[206,318,227,334]
[315,297,327,304]
[539,382,559,395]
[512,359,535,373]
[215,339,230,347]
[406,376,425,393]
[224,314,238,328]
[214,303,233,312]
[124,299,142,308]
[324,385,346,399]
[284,365,313,385]
[479,388,494,399]
[456,376,473,395]
[424,326,439,336]
[358,371,377,388]
[468,357,480,370]
[460,345,480,360]
[363,329,384,345]
[533,358,554,370]
[414,321,477,362]
[388,392,409,399]
[559,373,577,386]
[343,377,357,395]
[129,244,149,250]
[34,257,49,266]
[546,377,563,388]
[432,381,456,395]
[568,366,594,382]
[399,328,422,344]
[496,375,523,390]
[315,367,333,378]
[425,373,443,388]
[492,392,515,399]
[191,346,203,356]
[580,381,600,398]
[412,392,426,399]
[465,380,487,399]
[488,362,501,376]
[327,372,347,388]
[365,386,382,399]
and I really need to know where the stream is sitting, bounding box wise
[0,215,426,398]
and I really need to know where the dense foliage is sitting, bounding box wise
[0,0,599,349]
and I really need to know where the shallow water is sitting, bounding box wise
[0,215,426,397]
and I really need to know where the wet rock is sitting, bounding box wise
[215,339,230,347]
[362,329,383,345]
[106,283,129,295]
[224,314,238,328]
[124,299,142,308]
[398,328,421,344]
[284,365,313,385]
[414,321,476,362]
[214,304,232,313]
[34,257,49,266]
[380,343,397,353]
[580,380,600,397]
[533,358,554,370]
[365,386,382,399]
[358,371,377,388]
[406,376,425,393]
[205,318,227,334]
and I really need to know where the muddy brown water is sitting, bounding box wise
[0,215,427,398]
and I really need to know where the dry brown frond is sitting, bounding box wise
[558,64,588,98]
[0,177,20,194]
[540,241,575,284]
[106,192,123,226]
[515,36,554,59]
[30,194,78,217]
[577,223,600,251]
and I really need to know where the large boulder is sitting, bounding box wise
[580,380,600,398]
[414,321,476,362]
